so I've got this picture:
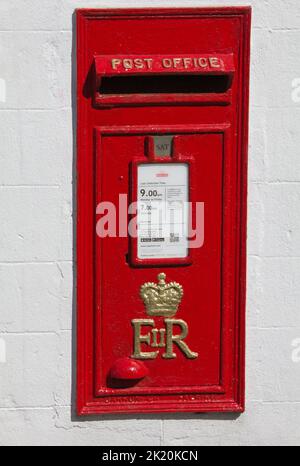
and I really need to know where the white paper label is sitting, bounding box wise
[137,163,189,259]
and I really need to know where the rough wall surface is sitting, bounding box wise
[0,0,300,446]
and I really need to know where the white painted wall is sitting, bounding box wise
[0,0,300,446]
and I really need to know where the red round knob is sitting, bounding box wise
[110,358,149,380]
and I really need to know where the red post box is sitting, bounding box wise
[77,7,251,415]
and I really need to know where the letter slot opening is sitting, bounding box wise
[94,54,235,107]
[99,74,232,95]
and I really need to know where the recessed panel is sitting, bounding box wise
[95,130,223,394]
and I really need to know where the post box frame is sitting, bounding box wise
[77,7,251,415]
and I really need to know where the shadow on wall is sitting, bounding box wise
[69,10,241,425]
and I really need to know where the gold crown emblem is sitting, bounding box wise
[140,273,184,318]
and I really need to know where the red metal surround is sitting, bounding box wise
[77,8,251,415]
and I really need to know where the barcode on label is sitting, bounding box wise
[170,233,180,243]
[141,238,165,243]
